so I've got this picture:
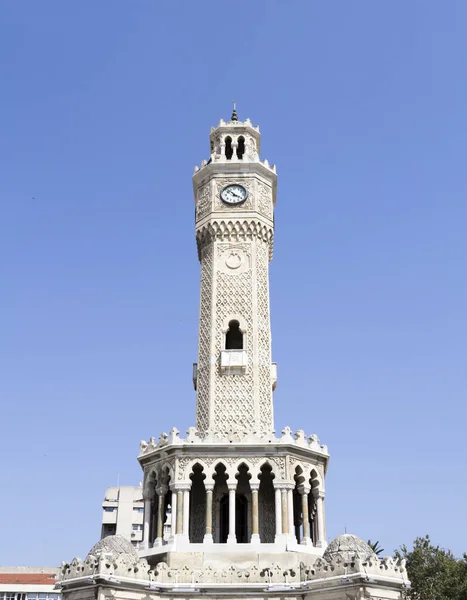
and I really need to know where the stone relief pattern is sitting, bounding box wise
[268,456,286,479]
[214,265,254,436]
[177,456,290,482]
[176,457,192,481]
[196,183,211,221]
[257,181,273,219]
[214,178,254,212]
[196,244,214,433]
[196,220,274,262]
[246,135,258,161]
[256,242,274,434]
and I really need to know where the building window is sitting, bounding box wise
[103,506,116,512]
[226,320,243,350]
[102,523,117,537]
[133,507,144,513]
[236,136,245,159]
[24,595,60,600]
[132,523,143,531]
[225,136,233,160]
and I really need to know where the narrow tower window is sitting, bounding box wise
[226,320,243,350]
[236,136,245,159]
[225,136,233,160]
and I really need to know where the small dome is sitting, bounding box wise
[86,535,139,560]
[323,534,377,562]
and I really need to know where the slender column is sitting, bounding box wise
[142,498,152,550]
[176,490,183,535]
[250,483,260,543]
[274,486,283,539]
[204,483,214,543]
[227,483,237,544]
[154,486,167,546]
[281,489,288,534]
[287,486,295,542]
[183,488,190,537]
[313,489,327,548]
[299,486,312,545]
[170,485,177,540]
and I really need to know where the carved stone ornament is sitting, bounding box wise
[196,182,211,220]
[217,243,251,274]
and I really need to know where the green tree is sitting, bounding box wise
[395,535,467,600]
[367,539,384,556]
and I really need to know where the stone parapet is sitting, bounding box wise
[138,426,328,458]
[60,551,408,590]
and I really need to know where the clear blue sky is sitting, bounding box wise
[1,1,466,565]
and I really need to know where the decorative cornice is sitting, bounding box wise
[60,553,408,590]
[196,219,274,261]
[138,425,329,459]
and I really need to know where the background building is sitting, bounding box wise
[101,486,144,546]
[0,568,60,600]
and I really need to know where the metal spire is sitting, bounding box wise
[231,101,238,122]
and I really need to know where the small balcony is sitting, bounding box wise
[220,349,248,374]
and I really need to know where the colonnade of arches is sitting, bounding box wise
[142,461,326,550]
[210,135,255,161]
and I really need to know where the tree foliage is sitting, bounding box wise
[367,539,384,556]
[395,535,467,600]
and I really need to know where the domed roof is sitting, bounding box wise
[86,535,139,560]
[323,534,377,562]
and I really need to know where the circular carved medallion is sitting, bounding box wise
[226,252,242,269]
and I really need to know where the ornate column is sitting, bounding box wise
[286,484,295,543]
[204,483,214,543]
[281,488,288,534]
[299,486,312,545]
[182,484,191,537]
[274,485,283,541]
[227,483,237,544]
[231,140,238,161]
[169,484,177,540]
[154,485,167,546]
[142,496,152,550]
[250,482,260,543]
[313,489,327,548]
[176,489,184,535]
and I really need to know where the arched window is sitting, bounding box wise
[226,320,243,350]
[225,136,233,160]
[236,136,245,159]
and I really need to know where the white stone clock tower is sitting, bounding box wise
[192,107,277,442]
[60,111,409,600]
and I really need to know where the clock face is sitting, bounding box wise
[220,184,248,205]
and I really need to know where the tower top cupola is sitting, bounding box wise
[200,110,268,168]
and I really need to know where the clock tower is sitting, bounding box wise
[193,107,277,442]
[60,109,409,600]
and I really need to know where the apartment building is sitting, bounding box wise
[101,485,144,546]
[0,567,60,600]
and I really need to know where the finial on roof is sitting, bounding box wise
[231,101,238,122]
